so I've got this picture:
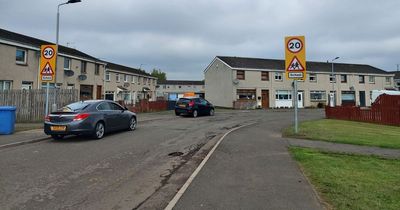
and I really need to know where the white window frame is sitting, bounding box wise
[368,75,375,84]
[274,72,283,81]
[64,57,71,70]
[16,48,27,65]
[275,90,292,100]
[105,71,110,81]
[385,77,391,85]
[124,74,129,83]
[116,73,120,82]
[330,74,336,83]
[0,80,13,90]
[132,75,136,84]
[21,81,33,90]
[310,90,326,101]
[309,73,317,82]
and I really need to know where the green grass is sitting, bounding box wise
[290,147,400,210]
[283,119,400,149]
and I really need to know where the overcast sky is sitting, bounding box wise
[1,0,399,79]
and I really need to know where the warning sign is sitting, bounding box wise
[285,36,306,80]
[287,56,305,71]
[39,45,57,83]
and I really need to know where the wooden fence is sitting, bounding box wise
[119,99,168,113]
[325,94,400,126]
[0,89,79,122]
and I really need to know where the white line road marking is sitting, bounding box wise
[164,123,256,210]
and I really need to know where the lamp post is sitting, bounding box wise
[47,0,81,114]
[329,56,340,107]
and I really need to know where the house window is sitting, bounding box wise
[138,77,141,85]
[275,90,292,100]
[261,71,269,81]
[237,70,245,80]
[64,57,71,70]
[309,73,317,82]
[310,90,326,101]
[385,77,391,85]
[132,76,136,83]
[81,61,87,74]
[236,89,256,100]
[0,81,13,90]
[105,71,110,81]
[124,74,129,82]
[274,72,283,81]
[67,84,75,89]
[16,48,27,64]
[95,64,100,75]
[369,76,375,83]
[21,81,33,90]
[359,75,365,84]
[116,73,120,82]
[330,74,336,83]
[341,74,347,83]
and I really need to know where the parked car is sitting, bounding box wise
[44,100,137,140]
[175,97,214,117]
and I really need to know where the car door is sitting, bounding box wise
[200,98,211,114]
[97,102,115,131]
[110,102,130,130]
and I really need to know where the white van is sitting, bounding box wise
[371,90,400,103]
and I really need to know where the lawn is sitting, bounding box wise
[283,119,400,149]
[290,147,400,210]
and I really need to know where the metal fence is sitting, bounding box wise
[325,94,400,126]
[0,89,79,122]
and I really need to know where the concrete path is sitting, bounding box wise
[173,121,324,210]
[287,138,400,159]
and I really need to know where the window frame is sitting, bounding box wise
[340,74,347,83]
[261,71,269,81]
[275,90,292,100]
[16,48,27,65]
[124,74,129,83]
[310,90,327,102]
[0,80,13,90]
[81,61,87,74]
[237,70,245,80]
[64,57,71,70]
[368,75,375,84]
[116,73,120,82]
[385,77,391,85]
[309,73,317,82]
[359,75,365,84]
[95,64,100,75]
[274,72,283,81]
[105,71,110,81]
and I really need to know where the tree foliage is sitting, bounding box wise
[151,69,167,82]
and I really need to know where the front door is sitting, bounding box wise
[96,85,102,99]
[297,92,304,108]
[261,90,269,109]
[359,91,366,107]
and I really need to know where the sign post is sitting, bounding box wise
[40,45,57,116]
[285,36,306,133]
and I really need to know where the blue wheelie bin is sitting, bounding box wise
[0,106,16,135]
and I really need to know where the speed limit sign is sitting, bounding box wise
[286,38,303,53]
[42,46,55,59]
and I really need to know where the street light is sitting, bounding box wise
[329,56,340,107]
[46,0,81,114]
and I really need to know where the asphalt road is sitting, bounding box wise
[0,109,324,210]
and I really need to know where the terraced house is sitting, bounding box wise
[104,62,157,104]
[0,28,106,100]
[205,56,395,108]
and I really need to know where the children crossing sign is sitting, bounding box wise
[40,45,57,82]
[285,36,306,80]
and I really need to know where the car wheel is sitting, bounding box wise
[128,117,137,131]
[175,111,180,116]
[93,122,105,139]
[209,109,215,116]
[51,134,64,140]
[192,110,198,118]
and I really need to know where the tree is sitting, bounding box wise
[151,69,167,82]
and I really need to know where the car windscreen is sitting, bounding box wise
[61,102,91,112]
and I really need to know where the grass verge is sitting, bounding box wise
[290,147,400,210]
[283,119,400,149]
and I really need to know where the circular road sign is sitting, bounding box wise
[42,46,55,59]
[287,38,303,53]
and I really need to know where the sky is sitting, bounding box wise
[1,0,400,80]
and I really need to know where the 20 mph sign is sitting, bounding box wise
[40,45,57,83]
[285,36,306,80]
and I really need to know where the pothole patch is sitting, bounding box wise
[168,152,184,157]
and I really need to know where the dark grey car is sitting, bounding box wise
[44,100,137,140]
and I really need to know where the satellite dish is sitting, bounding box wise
[233,79,239,85]
[78,74,87,81]
[123,82,130,88]
[64,70,74,77]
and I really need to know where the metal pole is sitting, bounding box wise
[294,80,298,133]
[45,82,50,115]
[331,61,334,106]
